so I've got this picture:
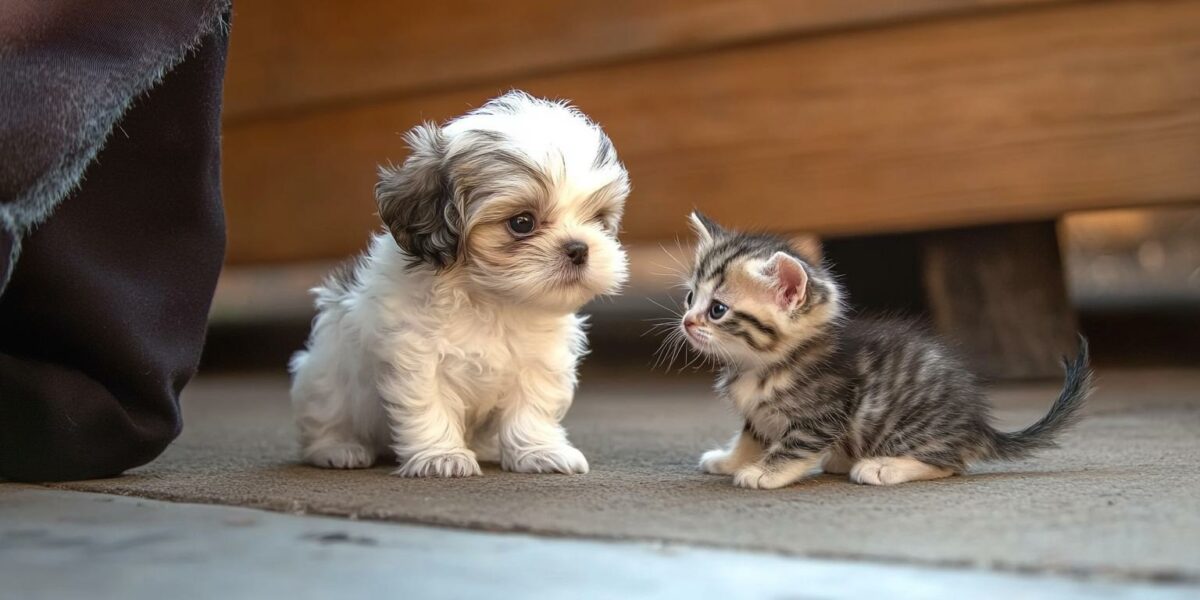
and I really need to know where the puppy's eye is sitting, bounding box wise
[507,213,536,236]
[685,290,694,307]
[593,212,612,229]
[708,301,729,320]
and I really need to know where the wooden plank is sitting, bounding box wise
[222,0,1200,264]
[921,222,1078,380]
[224,0,1064,121]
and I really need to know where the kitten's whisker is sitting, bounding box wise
[650,268,685,279]
[644,324,677,333]
[657,335,679,371]
[658,242,689,273]
[671,237,694,279]
[655,330,683,371]
[644,327,678,336]
[680,348,704,372]
[715,347,734,371]
[641,323,679,337]
[663,341,687,372]
[668,335,692,372]
[651,329,685,370]
[704,346,719,367]
[646,297,683,316]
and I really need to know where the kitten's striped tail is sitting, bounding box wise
[985,336,1093,461]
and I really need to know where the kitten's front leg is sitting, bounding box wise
[498,366,588,475]
[700,424,763,475]
[733,445,825,490]
[380,352,481,478]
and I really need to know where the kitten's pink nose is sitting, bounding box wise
[683,316,699,330]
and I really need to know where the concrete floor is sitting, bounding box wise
[5,367,1199,596]
[2,486,1194,600]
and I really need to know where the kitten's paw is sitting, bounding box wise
[733,464,801,490]
[503,445,589,475]
[305,443,375,469]
[850,458,887,485]
[850,457,952,486]
[699,448,736,475]
[395,449,482,478]
[732,464,768,489]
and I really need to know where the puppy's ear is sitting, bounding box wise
[376,123,460,269]
[688,211,725,245]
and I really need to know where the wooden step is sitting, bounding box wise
[221,0,1200,263]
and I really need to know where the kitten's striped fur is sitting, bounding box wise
[679,213,1092,489]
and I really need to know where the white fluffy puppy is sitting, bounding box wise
[289,91,630,477]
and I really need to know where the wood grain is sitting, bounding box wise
[223,0,1062,121]
[222,0,1200,263]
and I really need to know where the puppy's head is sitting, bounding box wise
[377,91,630,312]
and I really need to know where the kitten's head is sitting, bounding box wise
[679,212,843,365]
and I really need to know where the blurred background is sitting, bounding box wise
[206,0,1200,379]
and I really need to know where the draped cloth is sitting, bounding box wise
[0,0,230,480]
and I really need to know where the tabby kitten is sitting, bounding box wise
[677,212,1092,489]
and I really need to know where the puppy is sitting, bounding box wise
[289,91,630,477]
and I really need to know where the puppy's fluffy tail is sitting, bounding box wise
[984,336,1093,461]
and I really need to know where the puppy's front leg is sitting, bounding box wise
[380,356,481,478]
[499,367,588,475]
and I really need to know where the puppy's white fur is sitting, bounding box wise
[289,92,630,477]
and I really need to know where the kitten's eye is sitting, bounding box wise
[507,213,536,236]
[685,290,694,307]
[708,301,729,320]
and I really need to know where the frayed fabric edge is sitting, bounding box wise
[0,1,231,294]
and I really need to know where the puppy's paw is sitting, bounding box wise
[395,449,482,478]
[503,445,589,475]
[699,448,736,475]
[305,443,375,469]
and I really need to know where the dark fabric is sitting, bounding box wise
[0,0,229,293]
[0,228,13,292]
[0,24,228,482]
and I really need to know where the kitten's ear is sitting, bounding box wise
[376,122,459,269]
[688,211,725,245]
[765,252,809,310]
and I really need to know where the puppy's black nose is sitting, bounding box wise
[563,241,589,266]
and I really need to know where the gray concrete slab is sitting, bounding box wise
[32,368,1200,583]
[1,486,1194,600]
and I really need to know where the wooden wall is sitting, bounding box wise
[221,0,1200,264]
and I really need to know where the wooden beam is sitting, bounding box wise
[223,0,1063,121]
[921,221,1078,380]
[222,0,1200,264]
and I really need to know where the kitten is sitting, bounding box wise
[675,212,1092,489]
